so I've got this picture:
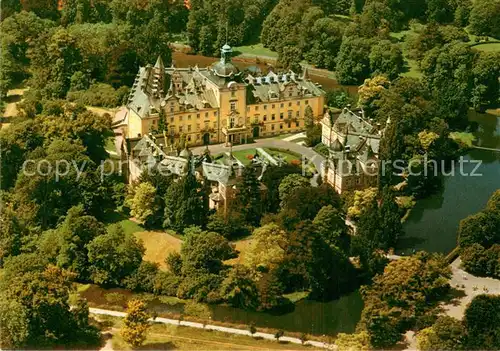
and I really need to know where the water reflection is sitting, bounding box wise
[209,291,363,336]
[399,112,500,255]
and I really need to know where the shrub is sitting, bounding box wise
[183,301,211,319]
[67,83,128,107]
[105,292,127,306]
[153,271,182,296]
[176,273,223,302]
[122,261,159,292]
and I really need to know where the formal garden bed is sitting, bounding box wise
[263,147,302,165]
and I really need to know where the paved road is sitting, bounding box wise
[442,258,500,320]
[89,307,335,349]
[192,138,326,174]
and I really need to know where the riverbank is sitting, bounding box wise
[78,282,362,338]
[91,308,332,349]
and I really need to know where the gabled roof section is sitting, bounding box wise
[246,70,325,103]
[202,162,232,184]
[159,156,188,176]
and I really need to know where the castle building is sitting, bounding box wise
[121,44,325,147]
[127,133,269,216]
[321,107,382,194]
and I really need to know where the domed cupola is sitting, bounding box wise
[212,44,239,78]
[179,147,192,159]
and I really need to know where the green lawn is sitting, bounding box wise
[263,148,301,164]
[105,137,116,153]
[401,58,422,78]
[449,132,476,147]
[232,149,258,165]
[274,133,298,140]
[283,291,310,303]
[313,143,329,158]
[102,211,144,236]
[103,317,314,351]
[233,43,278,58]
[472,42,500,52]
[389,30,423,78]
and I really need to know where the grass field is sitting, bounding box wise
[134,230,183,270]
[233,43,279,58]
[263,148,301,164]
[232,149,258,165]
[401,58,422,78]
[449,132,476,147]
[226,237,253,265]
[105,137,116,153]
[274,132,299,140]
[98,315,313,351]
[486,108,500,116]
[103,212,145,236]
[472,42,500,52]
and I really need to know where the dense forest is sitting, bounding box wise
[0,0,499,349]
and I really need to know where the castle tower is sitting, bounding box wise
[221,43,232,64]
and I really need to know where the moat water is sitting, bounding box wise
[397,111,500,255]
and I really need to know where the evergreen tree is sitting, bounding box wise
[235,165,263,226]
[164,172,208,232]
[377,187,402,249]
[356,188,402,251]
[304,105,321,146]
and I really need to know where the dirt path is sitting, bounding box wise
[90,308,333,349]
[99,337,113,351]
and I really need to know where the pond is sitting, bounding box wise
[209,291,363,336]
[398,111,500,255]
[82,283,363,337]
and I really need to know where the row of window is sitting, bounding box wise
[167,99,311,116]
[166,110,218,119]
[151,120,217,132]
[247,100,309,112]
[256,110,300,122]
[260,121,301,131]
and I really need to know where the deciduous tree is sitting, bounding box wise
[219,265,259,309]
[121,299,151,348]
[86,224,144,286]
[469,0,500,39]
[126,182,158,225]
